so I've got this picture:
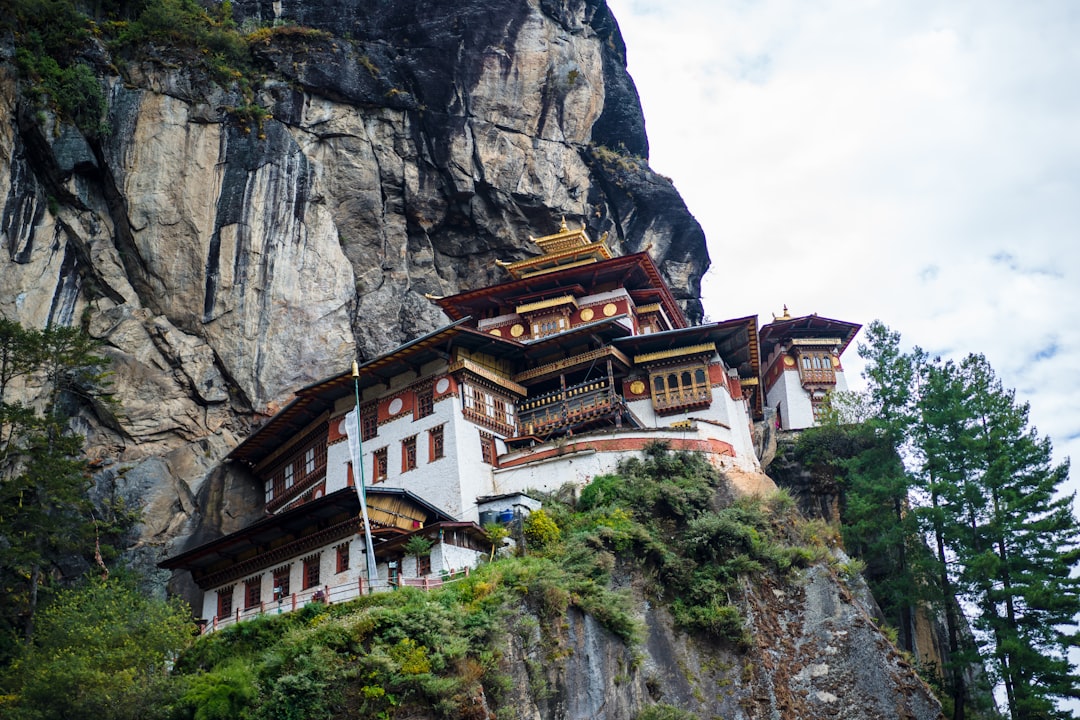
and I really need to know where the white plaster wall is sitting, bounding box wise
[435,543,481,574]
[494,448,614,496]
[766,370,815,430]
[578,287,632,308]
[834,369,850,393]
[361,397,471,518]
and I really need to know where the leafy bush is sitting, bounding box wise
[182,661,257,720]
[636,705,700,720]
[3,575,192,720]
[522,508,561,548]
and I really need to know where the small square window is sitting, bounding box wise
[304,555,321,590]
[416,384,434,418]
[429,425,444,462]
[373,448,388,483]
[245,578,261,609]
[402,436,417,472]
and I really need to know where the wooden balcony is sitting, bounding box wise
[651,385,712,415]
[518,379,618,435]
[798,368,836,386]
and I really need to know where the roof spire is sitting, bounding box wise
[559,215,569,233]
[772,304,792,321]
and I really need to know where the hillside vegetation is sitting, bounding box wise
[1,443,838,720]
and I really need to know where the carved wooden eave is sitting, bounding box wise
[159,488,456,589]
[448,357,528,396]
[513,345,632,384]
[633,343,717,366]
[515,294,579,315]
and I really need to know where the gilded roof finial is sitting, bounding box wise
[559,216,569,233]
[772,304,792,321]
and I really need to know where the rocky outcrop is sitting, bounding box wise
[0,0,709,572]
[499,565,941,720]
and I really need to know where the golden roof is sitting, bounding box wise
[499,220,612,279]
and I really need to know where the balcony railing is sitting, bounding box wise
[798,368,836,386]
[518,379,617,435]
[651,385,712,414]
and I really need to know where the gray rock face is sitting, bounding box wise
[0,0,708,566]
[496,564,941,720]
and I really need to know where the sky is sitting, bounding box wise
[607,0,1080,480]
[604,0,1080,709]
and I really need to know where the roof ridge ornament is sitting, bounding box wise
[772,304,792,321]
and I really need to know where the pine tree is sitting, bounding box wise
[949,355,1080,719]
[0,321,115,662]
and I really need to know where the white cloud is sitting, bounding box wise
[607,0,1080,479]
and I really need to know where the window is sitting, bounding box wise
[462,383,516,433]
[417,553,432,576]
[273,566,290,600]
[373,448,388,482]
[284,463,294,489]
[336,543,350,573]
[797,352,836,384]
[480,431,496,465]
[531,314,567,338]
[416,384,434,418]
[245,577,261,609]
[429,425,444,462]
[303,555,321,589]
[217,587,234,618]
[402,436,417,472]
[265,479,274,503]
[649,363,711,414]
[361,405,378,441]
[304,447,316,474]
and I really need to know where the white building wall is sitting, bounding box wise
[360,398,475,519]
[623,388,759,470]
[766,369,815,430]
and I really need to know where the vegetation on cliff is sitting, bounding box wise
[0,442,839,720]
[789,322,1080,720]
[3,0,326,134]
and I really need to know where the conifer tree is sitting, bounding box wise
[0,321,114,661]
[946,355,1080,719]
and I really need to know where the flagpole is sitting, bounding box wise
[353,361,380,592]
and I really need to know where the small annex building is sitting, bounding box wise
[759,307,861,430]
[162,222,857,630]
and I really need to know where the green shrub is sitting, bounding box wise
[636,704,700,720]
[182,661,257,720]
[523,509,561,548]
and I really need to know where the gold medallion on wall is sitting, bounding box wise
[489,328,502,337]
[510,324,525,338]
[603,303,617,317]
[580,307,595,322]
[629,380,646,395]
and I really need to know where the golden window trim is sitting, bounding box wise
[648,362,713,415]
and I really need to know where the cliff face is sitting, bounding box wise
[0,0,707,573]
[452,564,940,720]
[0,1,944,715]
